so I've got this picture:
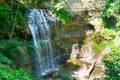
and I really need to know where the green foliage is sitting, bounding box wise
[92,28,116,53]
[0,53,31,80]
[52,72,74,80]
[92,41,107,53]
[101,4,120,78]
[54,0,70,23]
[0,2,31,79]
[0,2,28,39]
[92,31,106,43]
[0,5,11,36]
[12,3,28,25]
[38,78,46,80]
[54,0,66,10]
[0,65,31,80]
[22,0,50,7]
[104,28,116,39]
[0,39,29,59]
[54,8,70,23]
[102,46,120,80]
[92,30,107,53]
[0,53,12,65]
[102,0,120,29]
[37,40,48,46]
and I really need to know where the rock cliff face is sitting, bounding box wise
[64,0,105,30]
[65,0,105,11]
[51,0,106,55]
[55,1,107,79]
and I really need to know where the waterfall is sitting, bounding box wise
[26,9,58,77]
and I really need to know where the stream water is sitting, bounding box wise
[26,9,58,77]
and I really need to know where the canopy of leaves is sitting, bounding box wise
[0,64,31,80]
[52,72,74,80]
[103,46,120,80]
[102,0,120,29]
[0,39,28,59]
[0,1,28,39]
[0,51,31,80]
[54,0,70,23]
[0,39,31,80]
[54,8,70,23]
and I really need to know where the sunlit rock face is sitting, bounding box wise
[69,43,111,80]
[54,1,106,79]
[65,0,105,12]
[51,22,94,57]
[64,0,106,31]
[51,0,106,55]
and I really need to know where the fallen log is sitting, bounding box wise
[86,60,96,78]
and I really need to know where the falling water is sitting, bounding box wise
[26,9,58,77]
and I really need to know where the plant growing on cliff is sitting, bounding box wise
[0,39,29,59]
[92,28,115,53]
[0,1,28,39]
[102,45,120,80]
[0,52,31,80]
[54,8,70,23]
[52,72,74,80]
[102,1,120,76]
[102,0,120,29]
[54,0,70,23]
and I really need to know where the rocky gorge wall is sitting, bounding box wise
[50,1,107,79]
[51,0,106,55]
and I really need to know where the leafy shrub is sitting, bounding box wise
[0,40,24,59]
[12,3,28,25]
[0,40,31,80]
[0,52,31,80]
[91,30,107,53]
[52,72,74,80]
[0,53,12,66]
[102,46,120,80]
[92,28,115,53]
[54,8,70,23]
[102,2,120,78]
[0,65,31,80]
[0,2,28,39]
[102,0,120,29]
[54,0,70,23]
[92,41,107,53]
[104,28,116,39]
[0,5,11,37]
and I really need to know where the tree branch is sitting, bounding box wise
[86,60,96,78]
[10,2,20,40]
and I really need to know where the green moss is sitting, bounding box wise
[92,38,114,53]
[92,28,116,53]
[83,36,92,44]
[92,41,107,53]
